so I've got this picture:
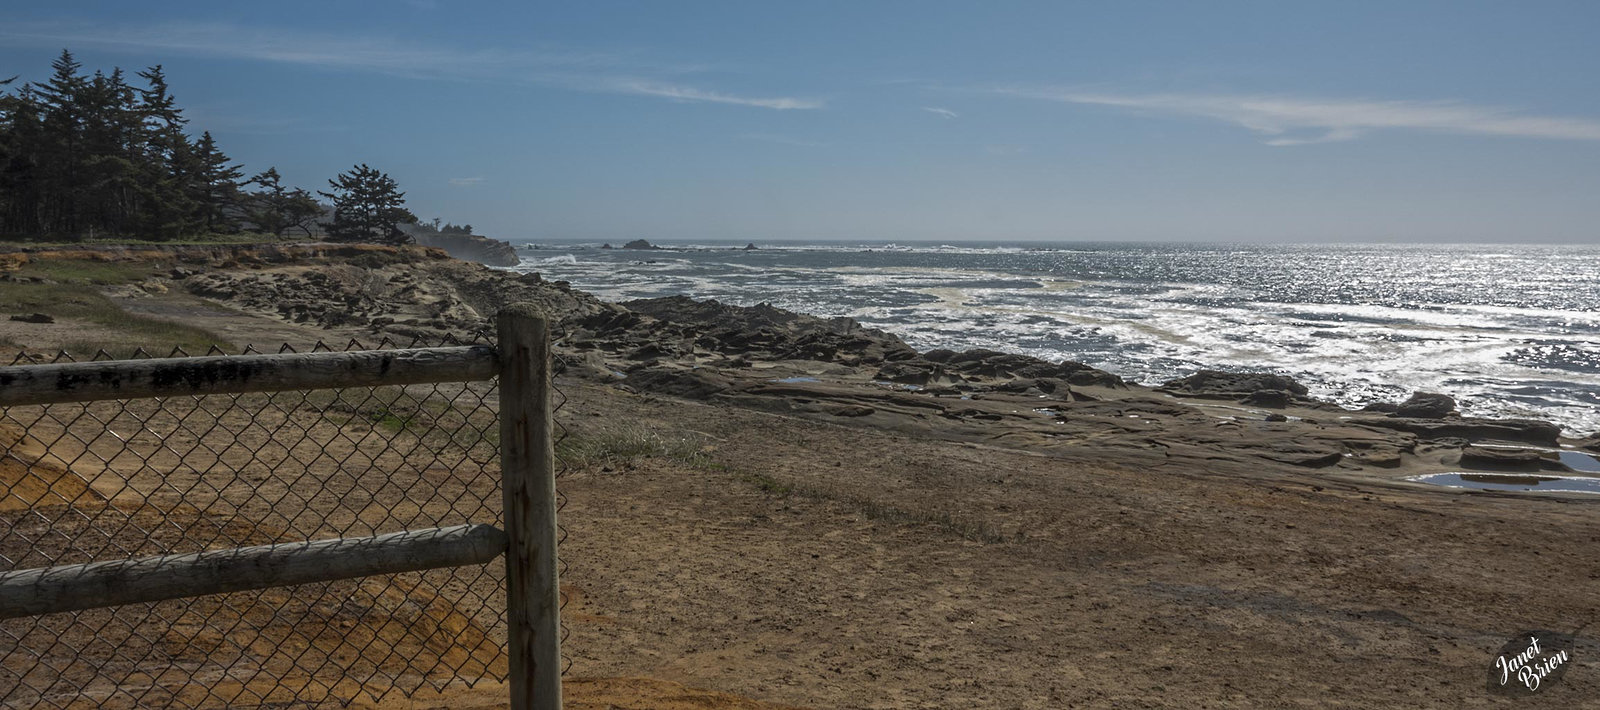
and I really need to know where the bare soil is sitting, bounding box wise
[552,382,1600,708]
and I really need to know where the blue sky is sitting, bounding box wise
[4,1,1598,243]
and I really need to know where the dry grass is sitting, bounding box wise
[557,422,710,471]
[0,259,231,355]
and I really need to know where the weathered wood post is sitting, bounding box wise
[497,303,562,710]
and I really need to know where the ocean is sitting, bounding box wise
[508,241,1600,435]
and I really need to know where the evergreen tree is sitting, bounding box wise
[33,50,88,236]
[133,64,195,238]
[318,164,416,245]
[0,90,38,234]
[79,68,139,235]
[246,167,323,237]
[0,51,377,242]
[192,131,243,232]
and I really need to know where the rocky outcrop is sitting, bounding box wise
[1393,392,1458,418]
[622,368,736,399]
[1459,445,1547,470]
[874,360,959,386]
[409,232,520,267]
[1241,390,1292,408]
[1353,416,1562,446]
[101,241,1594,481]
[186,256,612,338]
[614,296,920,366]
[921,348,1125,388]
[155,245,1585,475]
[622,239,661,250]
[1160,371,1310,398]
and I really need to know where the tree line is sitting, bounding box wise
[0,50,418,244]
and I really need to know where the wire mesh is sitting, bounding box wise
[0,336,510,708]
[549,354,576,677]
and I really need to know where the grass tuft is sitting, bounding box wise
[556,423,709,470]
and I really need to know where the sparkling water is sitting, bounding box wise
[510,241,1600,435]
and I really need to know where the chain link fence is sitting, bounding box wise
[0,334,561,708]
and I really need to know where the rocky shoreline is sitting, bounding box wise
[64,243,1575,485]
[8,243,1593,481]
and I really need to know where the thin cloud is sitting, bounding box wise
[999,88,1600,144]
[611,79,822,110]
[0,20,820,110]
[448,177,486,187]
[922,106,958,119]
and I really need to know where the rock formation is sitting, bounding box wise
[409,232,520,267]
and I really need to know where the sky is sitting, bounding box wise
[3,1,1599,244]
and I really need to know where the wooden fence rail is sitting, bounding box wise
[0,304,562,709]
[0,345,499,407]
[0,524,509,619]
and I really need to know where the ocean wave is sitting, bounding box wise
[506,241,1600,433]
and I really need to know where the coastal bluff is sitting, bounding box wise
[408,231,520,266]
[52,242,1580,480]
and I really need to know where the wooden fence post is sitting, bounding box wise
[498,303,562,710]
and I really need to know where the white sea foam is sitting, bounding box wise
[512,241,1600,433]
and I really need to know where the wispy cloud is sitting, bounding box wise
[611,80,822,110]
[0,20,821,110]
[922,106,958,119]
[448,177,485,187]
[738,133,829,148]
[999,88,1600,145]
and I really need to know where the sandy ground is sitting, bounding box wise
[3,259,1599,707]
[551,382,1600,708]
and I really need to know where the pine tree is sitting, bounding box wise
[247,167,323,237]
[318,164,416,245]
[0,51,338,242]
[79,68,139,235]
[32,50,88,236]
[133,64,195,238]
[192,131,243,233]
[0,81,42,234]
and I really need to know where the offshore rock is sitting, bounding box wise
[1393,391,1458,419]
[934,349,1125,388]
[1160,370,1310,398]
[623,296,919,365]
